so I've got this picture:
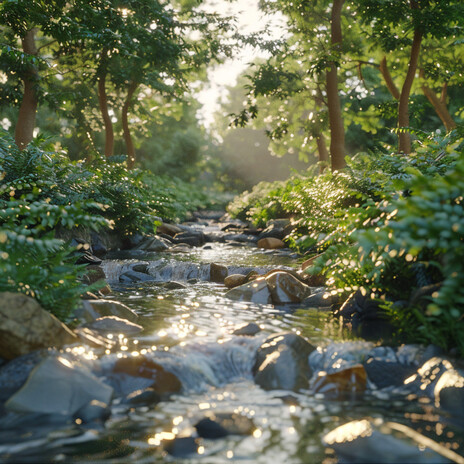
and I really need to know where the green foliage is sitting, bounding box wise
[228,130,464,354]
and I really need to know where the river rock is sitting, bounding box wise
[77,299,139,323]
[164,437,199,457]
[224,274,248,289]
[257,237,285,249]
[312,364,367,397]
[85,316,143,335]
[131,262,149,273]
[120,270,154,283]
[112,356,182,395]
[301,291,333,308]
[232,322,261,336]
[433,368,464,422]
[258,219,292,240]
[5,356,113,416]
[157,222,182,237]
[210,263,228,283]
[135,236,169,252]
[173,231,205,247]
[225,279,272,305]
[82,264,106,285]
[337,290,394,341]
[363,358,416,389]
[73,399,111,424]
[163,281,188,290]
[323,419,452,463]
[265,271,311,304]
[253,333,316,391]
[0,292,77,360]
[195,412,255,439]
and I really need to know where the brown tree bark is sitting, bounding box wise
[379,56,400,100]
[316,134,329,173]
[398,1,422,154]
[97,70,114,158]
[15,29,39,150]
[420,71,456,132]
[326,0,346,171]
[122,81,138,169]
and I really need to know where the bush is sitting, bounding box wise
[228,129,464,355]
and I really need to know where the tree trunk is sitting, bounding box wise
[379,56,400,100]
[15,29,39,150]
[122,81,138,169]
[97,71,114,157]
[316,134,329,173]
[326,0,346,171]
[420,71,456,132]
[398,1,422,154]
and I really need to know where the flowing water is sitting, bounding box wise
[1,227,463,463]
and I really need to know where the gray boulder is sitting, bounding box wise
[5,356,113,416]
[0,292,77,360]
[253,332,316,391]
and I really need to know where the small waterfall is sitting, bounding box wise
[147,259,211,282]
[101,260,142,283]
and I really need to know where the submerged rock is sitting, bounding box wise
[5,356,113,416]
[0,292,77,360]
[312,364,367,398]
[85,316,143,335]
[112,355,182,396]
[194,413,255,439]
[163,436,199,457]
[323,419,452,464]
[232,322,261,336]
[77,299,139,323]
[253,333,316,391]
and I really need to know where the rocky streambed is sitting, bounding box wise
[0,213,463,463]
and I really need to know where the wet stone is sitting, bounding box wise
[266,271,311,304]
[78,299,139,323]
[194,417,229,439]
[433,369,464,423]
[323,420,453,464]
[225,279,272,305]
[112,356,182,395]
[124,388,161,406]
[232,322,261,336]
[5,356,113,416]
[312,364,367,398]
[73,399,111,425]
[257,237,285,249]
[163,281,188,290]
[210,263,228,283]
[364,358,417,389]
[163,436,199,457]
[120,270,154,283]
[85,316,143,335]
[224,274,247,289]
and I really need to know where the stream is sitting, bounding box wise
[1,218,463,463]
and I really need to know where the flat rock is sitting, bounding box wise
[257,237,285,249]
[5,356,113,416]
[265,271,311,304]
[163,281,188,290]
[0,292,77,360]
[232,322,261,336]
[120,270,154,283]
[85,316,143,335]
[225,279,272,305]
[323,419,452,464]
[157,222,182,237]
[77,299,139,323]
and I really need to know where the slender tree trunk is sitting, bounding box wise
[122,81,138,169]
[15,29,39,150]
[419,71,456,132]
[379,56,400,100]
[97,71,114,157]
[316,134,329,173]
[326,0,346,171]
[398,1,422,153]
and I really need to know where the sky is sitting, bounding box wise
[195,0,286,129]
